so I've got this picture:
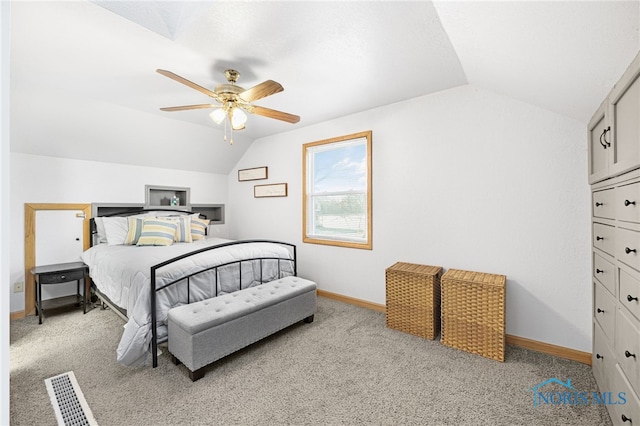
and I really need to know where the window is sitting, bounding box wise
[303,131,372,249]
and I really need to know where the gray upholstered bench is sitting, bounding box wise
[167,276,317,381]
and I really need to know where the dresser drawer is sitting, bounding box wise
[594,223,616,256]
[593,321,617,392]
[594,252,616,295]
[620,269,640,321]
[594,188,616,219]
[611,364,640,426]
[595,281,617,340]
[615,308,640,396]
[38,269,85,284]
[616,227,640,271]
[617,182,640,223]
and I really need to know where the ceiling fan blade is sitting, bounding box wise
[156,69,219,100]
[238,80,284,103]
[248,105,300,124]
[160,104,217,112]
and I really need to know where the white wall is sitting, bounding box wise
[228,84,592,352]
[9,153,229,313]
[1,0,10,422]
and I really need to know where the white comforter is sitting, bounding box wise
[81,237,294,366]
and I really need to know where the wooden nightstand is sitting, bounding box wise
[30,261,89,324]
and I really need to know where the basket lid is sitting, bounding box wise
[386,262,442,276]
[442,268,506,286]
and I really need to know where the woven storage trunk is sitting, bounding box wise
[385,262,442,340]
[441,269,506,361]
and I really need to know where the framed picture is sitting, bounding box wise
[238,166,268,182]
[254,183,288,198]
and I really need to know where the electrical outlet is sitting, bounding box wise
[13,281,24,293]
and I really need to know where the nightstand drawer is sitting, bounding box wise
[39,269,85,284]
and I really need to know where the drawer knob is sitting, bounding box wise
[596,353,603,359]
[596,269,604,274]
[595,202,603,207]
[621,414,632,423]
[60,275,66,279]
[624,350,636,359]
[597,308,605,314]
[596,236,604,241]
[628,295,639,302]
[626,200,637,207]
[626,247,637,254]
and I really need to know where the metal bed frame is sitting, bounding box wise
[88,208,297,368]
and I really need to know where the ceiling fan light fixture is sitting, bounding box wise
[231,107,247,129]
[209,108,226,125]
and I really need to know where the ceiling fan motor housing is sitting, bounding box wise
[215,83,244,102]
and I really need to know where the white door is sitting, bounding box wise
[36,210,85,300]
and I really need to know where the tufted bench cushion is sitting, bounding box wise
[168,276,316,381]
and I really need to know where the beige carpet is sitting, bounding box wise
[10,297,612,425]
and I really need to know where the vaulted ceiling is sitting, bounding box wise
[9,1,640,174]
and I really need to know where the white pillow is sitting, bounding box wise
[94,217,108,244]
[102,216,129,245]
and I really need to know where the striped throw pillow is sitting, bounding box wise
[170,216,193,243]
[190,217,210,241]
[136,218,178,246]
[124,217,145,245]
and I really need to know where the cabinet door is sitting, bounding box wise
[588,100,610,184]
[609,53,640,178]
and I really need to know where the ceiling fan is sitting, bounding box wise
[156,68,300,143]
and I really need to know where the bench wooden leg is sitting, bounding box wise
[303,314,314,324]
[169,353,181,366]
[189,367,206,382]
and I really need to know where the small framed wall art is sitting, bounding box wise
[238,166,268,182]
[254,183,288,198]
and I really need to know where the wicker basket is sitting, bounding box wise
[441,269,506,361]
[385,262,443,340]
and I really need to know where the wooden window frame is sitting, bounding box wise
[302,131,372,250]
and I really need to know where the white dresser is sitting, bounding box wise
[590,51,640,425]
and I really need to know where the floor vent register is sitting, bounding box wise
[44,371,98,426]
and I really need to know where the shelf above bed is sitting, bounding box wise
[145,185,190,210]
[191,204,225,225]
